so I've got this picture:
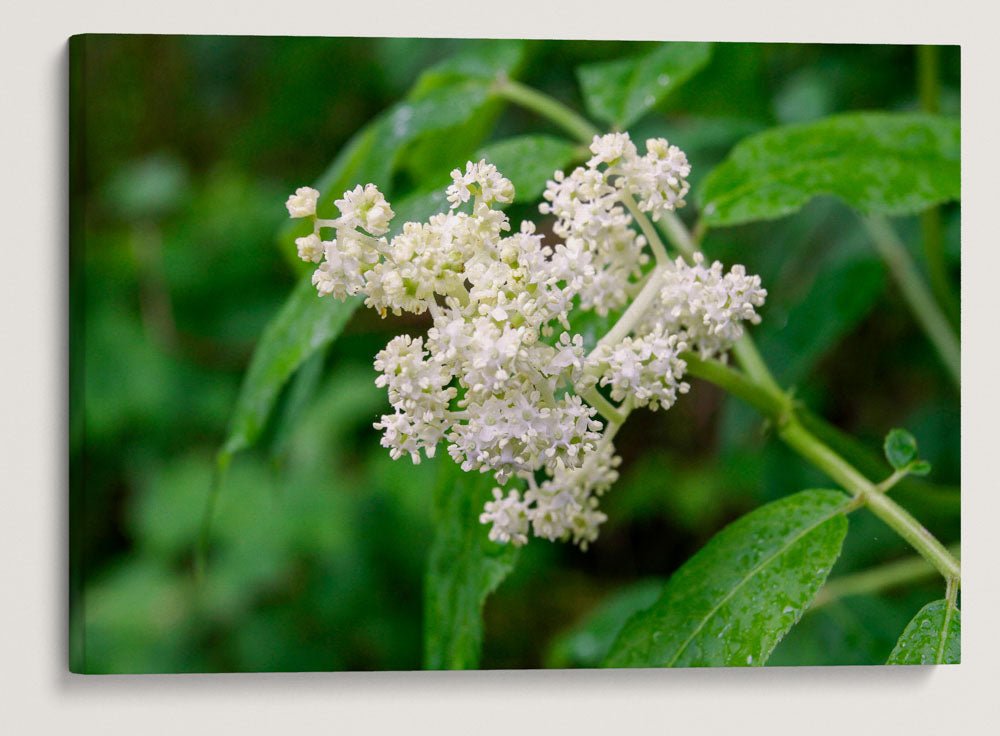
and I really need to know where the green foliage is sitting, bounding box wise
[424,463,520,669]
[886,598,961,664]
[884,428,932,476]
[545,579,664,668]
[279,40,528,259]
[475,135,582,204]
[221,279,358,459]
[884,428,919,470]
[74,39,962,673]
[699,112,960,227]
[577,42,713,129]
[604,490,850,668]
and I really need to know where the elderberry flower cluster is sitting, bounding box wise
[285,132,766,550]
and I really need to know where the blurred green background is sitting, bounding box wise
[69,37,960,672]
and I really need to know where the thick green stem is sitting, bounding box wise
[684,354,961,583]
[493,77,599,143]
[863,216,960,388]
[730,334,784,397]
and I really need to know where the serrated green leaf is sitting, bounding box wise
[604,489,850,668]
[577,42,713,129]
[476,135,582,205]
[222,279,359,459]
[884,428,919,471]
[424,463,519,669]
[699,112,960,227]
[886,599,961,664]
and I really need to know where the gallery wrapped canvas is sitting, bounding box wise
[69,36,960,673]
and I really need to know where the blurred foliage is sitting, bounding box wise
[70,36,960,672]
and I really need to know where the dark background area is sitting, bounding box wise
[70,37,960,672]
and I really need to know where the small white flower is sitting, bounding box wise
[479,488,530,546]
[447,160,515,208]
[335,183,395,235]
[587,132,638,167]
[295,233,324,263]
[285,186,320,218]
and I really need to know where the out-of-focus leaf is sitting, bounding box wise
[699,112,960,227]
[886,598,960,664]
[279,41,528,259]
[424,463,520,669]
[605,489,849,668]
[221,278,358,460]
[546,579,665,668]
[476,135,582,204]
[577,42,713,129]
[757,243,886,387]
[103,153,189,220]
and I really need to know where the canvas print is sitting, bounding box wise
[69,36,960,673]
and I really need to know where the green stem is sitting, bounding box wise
[493,77,599,143]
[681,352,789,419]
[863,216,960,388]
[582,387,626,425]
[917,45,941,115]
[876,468,909,494]
[809,543,960,610]
[684,355,961,582]
[594,265,666,350]
[730,334,784,397]
[657,211,698,260]
[916,45,960,330]
[621,195,669,264]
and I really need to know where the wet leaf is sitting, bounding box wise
[605,489,850,668]
[886,598,960,664]
[699,112,960,227]
[578,42,713,129]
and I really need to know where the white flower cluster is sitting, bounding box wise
[284,133,765,550]
[540,132,691,316]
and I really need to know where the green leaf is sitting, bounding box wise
[278,47,526,258]
[475,135,582,205]
[545,579,665,669]
[699,112,960,227]
[884,428,919,471]
[886,599,961,664]
[221,278,358,460]
[424,463,519,669]
[757,236,886,387]
[604,489,850,668]
[577,42,713,129]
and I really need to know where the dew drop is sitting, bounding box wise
[657,74,671,86]
[643,94,656,107]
